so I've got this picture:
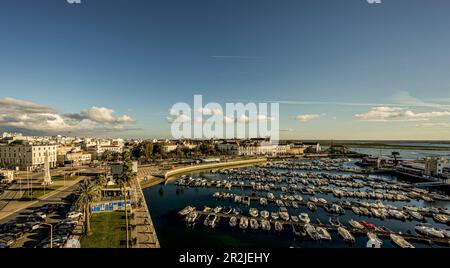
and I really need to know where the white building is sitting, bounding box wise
[425,156,450,177]
[88,145,123,159]
[0,143,57,170]
[217,139,290,156]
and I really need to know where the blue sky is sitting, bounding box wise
[1,0,450,139]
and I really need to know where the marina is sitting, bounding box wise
[144,158,450,248]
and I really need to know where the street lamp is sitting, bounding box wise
[41,223,53,248]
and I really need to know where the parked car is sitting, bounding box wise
[25,221,41,231]
[27,215,45,223]
[66,211,83,219]
[34,212,47,220]
[0,235,16,247]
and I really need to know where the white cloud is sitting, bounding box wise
[196,107,222,115]
[355,107,450,122]
[256,114,274,121]
[238,115,250,123]
[0,97,135,133]
[280,128,294,132]
[166,114,191,123]
[223,116,234,124]
[415,122,450,127]
[295,114,321,122]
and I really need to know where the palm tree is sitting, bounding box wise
[95,174,108,187]
[391,151,400,165]
[75,179,101,235]
[114,160,137,248]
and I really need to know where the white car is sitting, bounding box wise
[35,212,47,220]
[66,211,83,219]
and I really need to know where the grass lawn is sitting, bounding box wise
[80,212,127,248]
[51,175,78,181]
[19,185,61,201]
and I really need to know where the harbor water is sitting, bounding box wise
[143,159,450,248]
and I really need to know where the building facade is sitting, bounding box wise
[0,144,57,170]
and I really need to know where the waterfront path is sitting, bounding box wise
[133,167,160,248]
[164,158,267,180]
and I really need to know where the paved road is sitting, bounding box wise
[0,165,103,222]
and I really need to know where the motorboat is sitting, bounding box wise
[317,198,327,205]
[260,220,271,231]
[279,210,290,221]
[348,219,365,230]
[259,198,268,206]
[213,206,223,213]
[185,211,198,223]
[294,195,303,202]
[305,224,319,240]
[408,211,425,222]
[433,214,449,224]
[229,216,238,227]
[307,202,317,212]
[338,227,355,243]
[203,206,212,213]
[250,218,259,230]
[316,227,332,241]
[291,215,299,223]
[352,207,361,215]
[249,208,259,218]
[299,213,310,224]
[222,207,232,215]
[204,213,218,228]
[274,221,283,232]
[179,206,195,216]
[292,224,306,237]
[329,217,341,227]
[271,212,279,220]
[361,221,377,230]
[390,234,414,248]
[415,225,445,238]
[260,210,270,219]
[239,217,249,229]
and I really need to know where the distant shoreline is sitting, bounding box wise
[339,143,450,151]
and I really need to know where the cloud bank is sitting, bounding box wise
[0,97,136,134]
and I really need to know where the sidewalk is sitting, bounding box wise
[130,175,160,248]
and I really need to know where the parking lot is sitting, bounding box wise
[0,184,84,248]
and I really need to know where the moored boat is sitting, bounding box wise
[305,224,319,240]
[261,219,271,231]
[316,227,332,241]
[229,216,238,227]
[299,213,311,224]
[307,202,317,212]
[415,225,445,238]
[390,234,414,248]
[274,221,283,232]
[179,206,196,216]
[348,219,365,230]
[249,208,259,218]
[239,217,249,229]
[250,218,259,230]
[338,227,355,243]
[433,214,449,224]
[260,210,270,219]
